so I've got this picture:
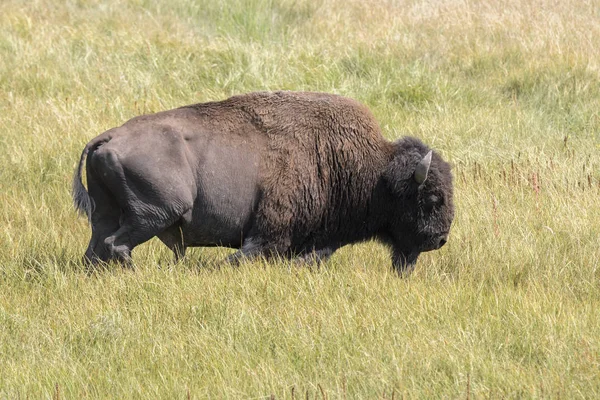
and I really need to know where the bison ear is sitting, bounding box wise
[414,151,432,185]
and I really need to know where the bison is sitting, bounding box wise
[73,91,454,274]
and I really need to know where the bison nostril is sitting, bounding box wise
[438,237,447,248]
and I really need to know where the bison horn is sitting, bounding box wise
[414,151,432,184]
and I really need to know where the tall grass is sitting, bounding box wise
[1,0,599,397]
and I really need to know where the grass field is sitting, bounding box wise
[1,0,599,398]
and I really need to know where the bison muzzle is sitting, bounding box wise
[72,91,454,274]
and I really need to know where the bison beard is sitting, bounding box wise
[72,91,454,275]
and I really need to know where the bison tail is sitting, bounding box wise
[72,133,111,223]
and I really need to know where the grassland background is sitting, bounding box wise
[1,0,599,398]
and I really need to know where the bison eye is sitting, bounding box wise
[430,194,444,205]
[424,194,443,211]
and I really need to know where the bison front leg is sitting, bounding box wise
[226,235,294,266]
[295,247,336,265]
[226,237,268,265]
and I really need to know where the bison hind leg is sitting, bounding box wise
[84,217,119,265]
[101,212,183,267]
[83,172,122,266]
[89,144,193,267]
[157,225,187,263]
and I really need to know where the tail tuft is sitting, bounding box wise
[72,168,94,223]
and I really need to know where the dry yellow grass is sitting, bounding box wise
[1,0,599,398]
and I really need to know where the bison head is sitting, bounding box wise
[383,137,455,275]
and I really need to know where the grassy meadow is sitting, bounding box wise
[1,0,599,397]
